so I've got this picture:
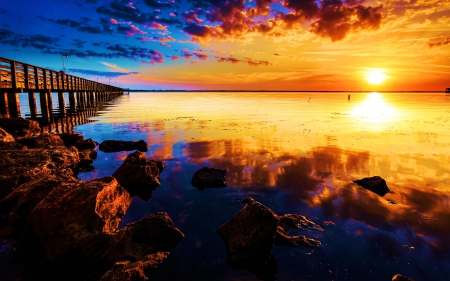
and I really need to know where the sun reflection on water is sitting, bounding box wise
[351,93,397,123]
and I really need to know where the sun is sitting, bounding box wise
[365,69,388,85]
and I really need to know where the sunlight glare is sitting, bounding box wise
[351,93,397,123]
[365,69,388,85]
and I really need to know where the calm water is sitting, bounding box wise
[70,92,450,280]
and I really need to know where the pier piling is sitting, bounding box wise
[0,56,125,131]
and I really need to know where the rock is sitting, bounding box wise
[75,138,98,150]
[217,198,279,267]
[15,177,132,278]
[77,149,98,172]
[0,174,81,239]
[0,117,40,139]
[101,212,184,266]
[217,198,323,280]
[0,147,80,199]
[0,127,24,150]
[353,176,391,196]
[16,133,65,148]
[275,214,322,248]
[99,253,169,281]
[191,167,226,189]
[392,274,414,281]
[57,133,84,147]
[99,140,148,152]
[112,151,164,201]
[0,127,16,143]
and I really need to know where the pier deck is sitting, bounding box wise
[0,57,125,132]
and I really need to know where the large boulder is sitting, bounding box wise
[14,177,132,278]
[75,138,98,150]
[57,132,84,147]
[191,167,226,189]
[0,117,40,139]
[217,198,322,280]
[0,174,81,239]
[0,147,80,199]
[217,198,279,267]
[99,140,148,153]
[101,212,184,265]
[0,127,24,150]
[112,151,163,201]
[16,133,65,149]
[353,176,390,196]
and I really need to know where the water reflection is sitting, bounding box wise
[351,92,397,123]
[74,92,450,280]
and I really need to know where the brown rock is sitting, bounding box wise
[17,133,65,148]
[217,198,323,280]
[19,177,131,267]
[77,149,98,172]
[102,212,184,265]
[0,174,81,239]
[57,133,84,147]
[353,176,391,196]
[75,138,98,150]
[112,151,164,201]
[217,198,279,266]
[99,140,148,152]
[392,274,414,281]
[0,127,24,150]
[0,117,40,139]
[99,252,169,281]
[191,167,226,189]
[0,147,80,199]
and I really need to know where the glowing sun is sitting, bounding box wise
[365,69,388,84]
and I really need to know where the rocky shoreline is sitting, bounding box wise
[0,117,415,281]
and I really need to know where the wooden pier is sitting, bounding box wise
[0,57,125,132]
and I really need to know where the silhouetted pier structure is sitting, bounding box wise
[0,57,126,132]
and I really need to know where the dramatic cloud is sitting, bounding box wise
[67,68,139,77]
[179,0,383,43]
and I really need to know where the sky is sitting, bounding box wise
[0,0,449,91]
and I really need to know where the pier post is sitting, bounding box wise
[28,92,38,118]
[7,91,21,118]
[58,91,66,116]
[40,90,50,122]
[0,92,9,117]
[68,91,76,112]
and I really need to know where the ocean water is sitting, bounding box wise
[47,92,450,280]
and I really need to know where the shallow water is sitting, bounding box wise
[72,92,450,280]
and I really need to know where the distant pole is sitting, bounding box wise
[97,78,98,82]
[109,78,111,85]
[62,54,68,73]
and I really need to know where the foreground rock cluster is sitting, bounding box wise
[0,118,183,281]
[217,197,323,280]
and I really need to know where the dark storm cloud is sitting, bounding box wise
[67,68,138,77]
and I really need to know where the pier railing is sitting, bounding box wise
[0,57,125,131]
